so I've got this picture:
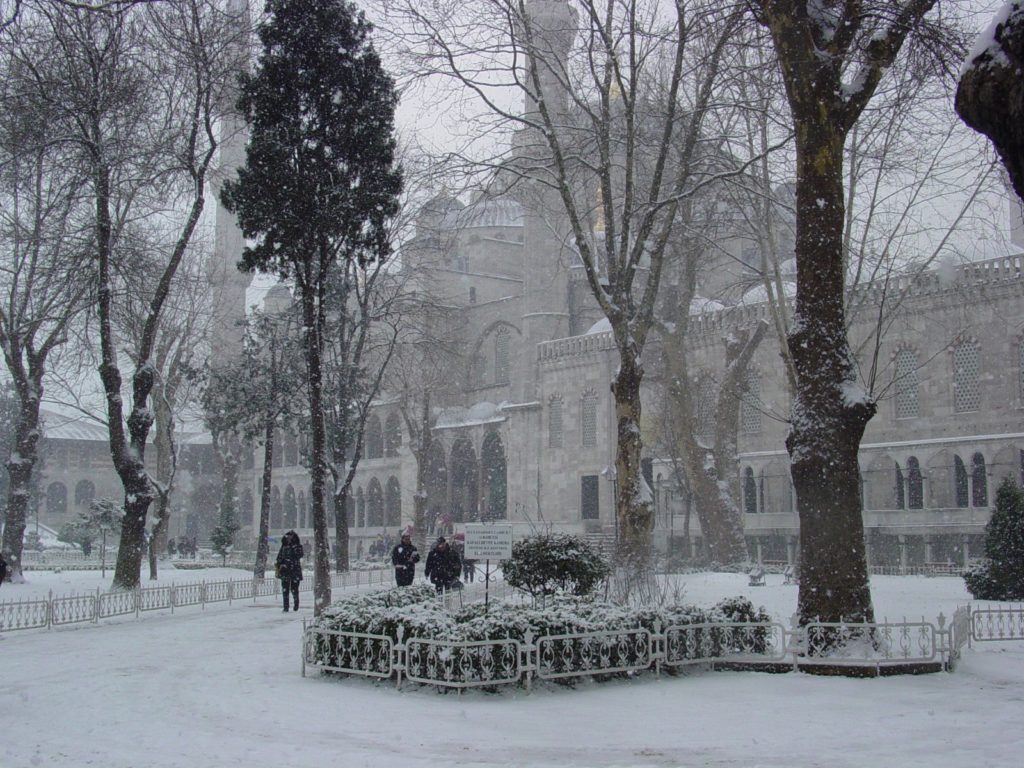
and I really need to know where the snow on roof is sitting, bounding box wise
[434,401,506,430]
[40,409,110,442]
[585,317,612,335]
[738,281,796,307]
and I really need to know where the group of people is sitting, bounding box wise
[269,528,479,611]
[167,536,199,559]
[390,533,475,592]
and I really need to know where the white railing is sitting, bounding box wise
[0,566,399,633]
[970,604,1024,642]
[303,611,964,689]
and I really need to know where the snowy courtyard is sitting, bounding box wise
[1,570,1023,767]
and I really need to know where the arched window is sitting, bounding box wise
[972,453,988,507]
[482,431,507,520]
[548,395,563,449]
[581,390,598,448]
[241,489,254,526]
[494,327,510,385]
[953,339,981,413]
[344,493,355,528]
[695,375,716,439]
[356,487,365,528]
[907,457,923,510]
[894,348,919,419]
[284,486,297,529]
[450,438,478,523]
[954,456,969,508]
[74,479,95,508]
[46,482,67,516]
[365,414,383,459]
[385,476,401,527]
[271,486,283,529]
[367,478,384,527]
[743,468,757,514]
[894,463,906,510]
[384,412,402,457]
[740,370,762,434]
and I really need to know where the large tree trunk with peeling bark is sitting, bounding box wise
[956,5,1024,202]
[786,121,876,626]
[611,351,653,569]
[148,389,176,580]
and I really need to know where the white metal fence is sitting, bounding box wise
[970,604,1024,642]
[303,611,969,689]
[0,566,399,632]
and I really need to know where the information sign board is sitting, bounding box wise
[463,524,514,561]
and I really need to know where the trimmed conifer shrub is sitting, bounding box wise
[501,533,611,598]
[964,478,1024,600]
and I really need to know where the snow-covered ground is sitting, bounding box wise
[1,570,1022,768]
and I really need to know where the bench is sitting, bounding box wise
[748,566,766,587]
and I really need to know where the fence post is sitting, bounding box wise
[135,587,141,619]
[47,589,53,630]
[95,587,101,624]
[171,582,176,614]
[201,581,207,611]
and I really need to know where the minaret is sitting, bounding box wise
[516,0,577,400]
[208,0,253,362]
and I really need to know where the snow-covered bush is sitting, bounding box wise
[309,585,771,676]
[965,479,1024,600]
[501,533,611,597]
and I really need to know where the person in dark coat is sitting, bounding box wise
[424,536,462,593]
[390,532,420,587]
[275,530,304,612]
[0,551,7,587]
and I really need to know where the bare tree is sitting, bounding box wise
[0,20,92,582]
[384,0,755,571]
[750,0,966,626]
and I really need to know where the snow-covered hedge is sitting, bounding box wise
[312,586,770,647]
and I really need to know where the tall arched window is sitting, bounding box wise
[907,457,923,510]
[743,468,757,514]
[481,431,507,520]
[385,476,402,527]
[953,339,981,413]
[740,370,762,434]
[271,487,283,529]
[284,486,297,529]
[384,412,402,457]
[581,390,598,448]
[894,463,906,509]
[74,479,95,508]
[494,327,510,385]
[450,438,478,522]
[954,456,969,508]
[972,453,988,507]
[894,348,919,419]
[365,414,383,459]
[367,478,384,527]
[46,482,67,516]
[548,395,563,449]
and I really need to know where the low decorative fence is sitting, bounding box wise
[303,611,968,690]
[970,604,1024,642]
[0,567,399,632]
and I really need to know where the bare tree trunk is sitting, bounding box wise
[253,417,274,578]
[1,391,43,584]
[301,281,331,615]
[611,353,652,569]
[333,484,350,573]
[148,387,176,580]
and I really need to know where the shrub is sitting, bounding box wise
[964,478,1024,600]
[500,533,611,598]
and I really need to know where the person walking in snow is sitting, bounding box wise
[424,536,461,593]
[0,551,7,587]
[275,530,304,612]
[390,531,420,587]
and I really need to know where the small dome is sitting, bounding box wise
[585,318,612,335]
[689,296,726,315]
[449,198,524,230]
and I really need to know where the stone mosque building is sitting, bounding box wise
[30,1,1024,572]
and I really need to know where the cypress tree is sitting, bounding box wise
[965,478,1024,600]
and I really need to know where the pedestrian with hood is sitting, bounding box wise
[424,536,462,593]
[275,530,304,612]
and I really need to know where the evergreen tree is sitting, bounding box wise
[965,478,1024,600]
[210,497,241,566]
[221,0,402,615]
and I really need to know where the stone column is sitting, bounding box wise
[898,535,908,574]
